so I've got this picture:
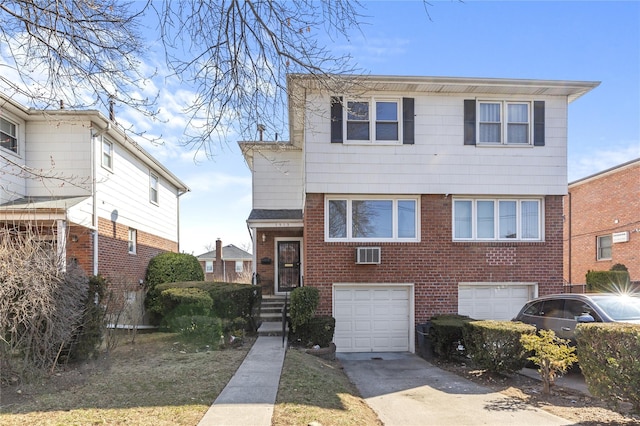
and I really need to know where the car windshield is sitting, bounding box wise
[591,295,640,321]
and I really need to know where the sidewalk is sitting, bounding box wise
[198,335,286,426]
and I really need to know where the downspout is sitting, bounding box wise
[91,123,110,275]
[567,191,572,290]
[177,189,188,252]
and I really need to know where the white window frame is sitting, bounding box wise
[128,228,137,254]
[149,172,159,205]
[344,97,401,144]
[102,139,114,170]
[452,197,543,241]
[325,195,420,242]
[0,116,19,154]
[205,261,213,273]
[478,101,532,146]
[597,235,612,260]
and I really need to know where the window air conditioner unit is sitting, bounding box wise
[356,247,381,264]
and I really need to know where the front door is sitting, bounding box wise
[277,240,301,293]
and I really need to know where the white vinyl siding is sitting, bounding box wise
[249,148,304,210]
[304,94,568,196]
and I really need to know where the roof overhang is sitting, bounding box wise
[246,209,303,229]
[0,196,88,221]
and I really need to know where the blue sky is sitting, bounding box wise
[160,0,639,255]
[6,1,637,255]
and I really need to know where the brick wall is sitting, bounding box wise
[256,229,303,295]
[95,217,177,290]
[563,161,640,285]
[304,193,564,324]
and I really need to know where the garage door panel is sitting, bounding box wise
[458,284,534,320]
[334,286,410,352]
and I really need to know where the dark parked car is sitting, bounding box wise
[513,293,640,342]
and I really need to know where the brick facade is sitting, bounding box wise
[563,160,640,285]
[255,229,303,295]
[303,193,564,323]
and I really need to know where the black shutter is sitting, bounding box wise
[402,97,415,145]
[331,96,343,143]
[533,101,545,146]
[464,99,476,145]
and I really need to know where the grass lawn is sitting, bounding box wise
[273,348,382,426]
[1,333,380,426]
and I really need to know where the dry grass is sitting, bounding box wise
[273,348,382,426]
[0,332,253,426]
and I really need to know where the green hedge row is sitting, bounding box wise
[586,270,631,292]
[462,320,536,374]
[576,323,640,412]
[289,316,336,348]
[430,314,474,360]
[155,281,261,331]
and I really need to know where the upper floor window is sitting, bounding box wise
[331,97,414,145]
[1,117,18,153]
[453,198,542,241]
[149,172,159,204]
[326,196,419,242]
[128,228,137,254]
[479,101,530,145]
[597,235,612,260]
[465,100,545,146]
[102,139,113,170]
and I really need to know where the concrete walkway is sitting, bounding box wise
[198,336,286,426]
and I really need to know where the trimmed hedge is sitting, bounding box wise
[159,287,212,324]
[154,281,261,331]
[576,322,640,411]
[290,316,336,348]
[586,270,631,293]
[463,320,536,374]
[430,314,474,360]
[144,252,205,324]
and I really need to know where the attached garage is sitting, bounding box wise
[458,282,538,320]
[333,284,413,353]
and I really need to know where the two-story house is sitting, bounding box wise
[240,74,599,353]
[0,94,189,324]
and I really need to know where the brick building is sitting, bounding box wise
[564,158,640,287]
[241,74,598,352]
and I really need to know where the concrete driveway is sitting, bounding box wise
[337,352,572,426]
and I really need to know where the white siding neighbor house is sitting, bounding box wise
[0,94,189,324]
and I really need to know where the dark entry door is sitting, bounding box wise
[277,241,301,292]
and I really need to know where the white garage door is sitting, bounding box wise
[458,283,536,320]
[333,285,411,353]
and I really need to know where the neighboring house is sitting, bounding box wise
[0,94,189,324]
[563,158,639,288]
[197,238,252,283]
[240,74,599,353]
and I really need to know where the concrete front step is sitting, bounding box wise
[257,321,289,336]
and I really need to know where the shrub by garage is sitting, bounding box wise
[576,322,640,412]
[462,320,536,374]
[430,314,474,360]
[288,287,335,348]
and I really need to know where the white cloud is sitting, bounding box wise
[568,141,640,182]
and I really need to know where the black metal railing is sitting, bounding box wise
[281,293,288,347]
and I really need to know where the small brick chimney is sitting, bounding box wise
[214,238,223,281]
